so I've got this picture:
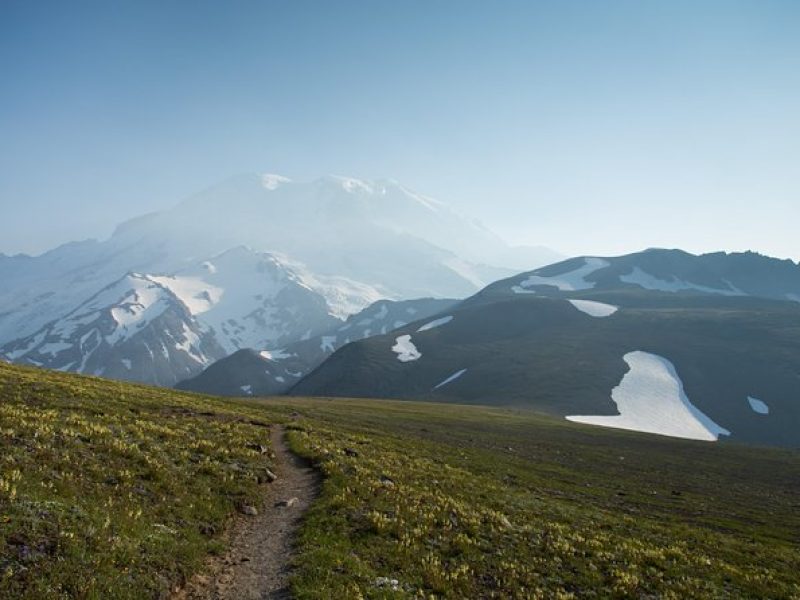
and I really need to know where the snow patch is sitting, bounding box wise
[174,324,207,364]
[320,335,337,353]
[261,173,291,190]
[5,332,46,360]
[240,384,253,395]
[433,368,467,390]
[289,267,385,320]
[50,312,99,339]
[620,267,745,296]
[102,276,175,345]
[747,396,769,415]
[568,299,618,318]
[331,175,373,194]
[260,349,291,361]
[121,359,132,370]
[149,275,223,315]
[511,285,537,295]
[417,316,453,332]
[391,335,421,362]
[567,351,730,441]
[37,341,72,356]
[517,258,608,292]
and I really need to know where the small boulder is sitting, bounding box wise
[275,497,299,508]
[344,447,359,457]
[258,469,278,484]
[239,505,259,516]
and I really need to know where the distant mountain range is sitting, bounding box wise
[289,249,800,447]
[0,174,558,385]
[4,175,798,448]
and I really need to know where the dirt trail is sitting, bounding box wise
[174,425,320,600]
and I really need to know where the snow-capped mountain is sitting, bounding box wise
[0,174,557,385]
[176,297,458,396]
[290,249,800,448]
[148,246,339,353]
[1,249,347,386]
[0,274,225,386]
[107,173,528,301]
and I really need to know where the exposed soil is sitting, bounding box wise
[173,425,320,599]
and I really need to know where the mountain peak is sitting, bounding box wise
[260,173,292,190]
[318,175,375,194]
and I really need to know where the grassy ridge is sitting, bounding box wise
[282,398,800,599]
[0,363,277,599]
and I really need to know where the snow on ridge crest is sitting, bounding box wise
[620,267,745,296]
[327,175,374,194]
[515,257,608,293]
[260,173,291,190]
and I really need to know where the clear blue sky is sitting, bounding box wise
[1,0,799,260]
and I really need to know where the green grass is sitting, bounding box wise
[0,362,278,599]
[1,362,799,598]
[277,398,800,599]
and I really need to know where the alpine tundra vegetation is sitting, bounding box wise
[0,363,798,598]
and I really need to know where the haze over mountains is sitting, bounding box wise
[2,173,798,447]
[0,174,558,386]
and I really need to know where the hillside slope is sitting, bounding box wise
[0,362,279,598]
[292,250,800,447]
[285,399,800,598]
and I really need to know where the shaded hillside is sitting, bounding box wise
[292,250,800,447]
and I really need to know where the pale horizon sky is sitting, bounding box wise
[1,1,799,261]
